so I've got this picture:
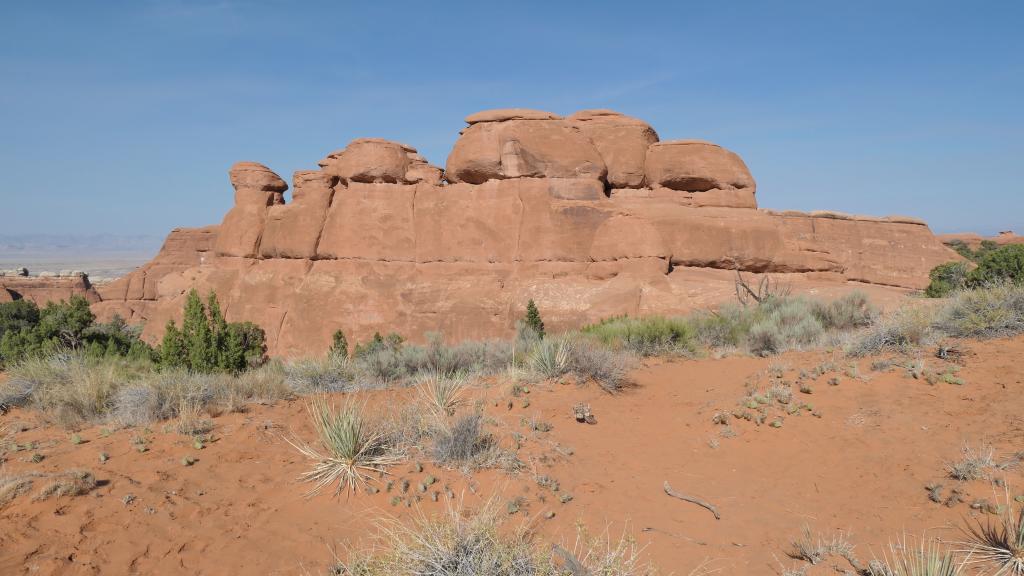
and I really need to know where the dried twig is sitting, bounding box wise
[551,544,590,576]
[663,480,721,520]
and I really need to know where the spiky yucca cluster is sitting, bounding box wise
[959,503,1024,576]
[287,397,398,496]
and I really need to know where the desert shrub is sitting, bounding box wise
[331,503,660,576]
[0,297,153,367]
[567,339,633,392]
[3,354,151,427]
[581,315,697,357]
[945,238,998,263]
[968,244,1024,287]
[34,296,95,349]
[926,262,971,298]
[353,332,404,359]
[0,469,98,506]
[848,305,935,357]
[159,289,265,373]
[112,384,160,426]
[430,411,495,467]
[2,351,291,427]
[812,291,878,329]
[333,500,543,575]
[692,305,751,349]
[936,282,1024,339]
[746,298,824,356]
[0,300,40,342]
[287,397,398,495]
[357,346,409,384]
[945,443,996,481]
[285,356,355,394]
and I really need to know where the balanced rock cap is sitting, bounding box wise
[464,108,562,125]
[228,162,288,192]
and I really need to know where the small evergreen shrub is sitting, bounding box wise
[968,244,1024,286]
[0,297,154,367]
[926,262,971,298]
[158,289,265,373]
[524,299,545,339]
[329,330,348,358]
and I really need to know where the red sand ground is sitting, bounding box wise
[2,337,1023,575]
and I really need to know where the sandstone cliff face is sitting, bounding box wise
[0,275,99,306]
[92,108,960,356]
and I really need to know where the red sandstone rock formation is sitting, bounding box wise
[92,108,960,356]
[937,230,1024,250]
[0,274,99,306]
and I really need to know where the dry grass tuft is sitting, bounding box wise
[869,534,965,576]
[0,468,97,506]
[330,500,665,575]
[946,443,997,481]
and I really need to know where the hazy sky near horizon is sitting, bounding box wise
[2,1,1022,237]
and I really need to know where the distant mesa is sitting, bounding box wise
[75,107,959,356]
[937,230,1024,250]
[0,269,98,305]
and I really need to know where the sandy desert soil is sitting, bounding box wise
[1,337,1023,575]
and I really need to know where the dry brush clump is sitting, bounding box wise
[329,501,662,576]
[0,468,98,506]
[849,282,1024,358]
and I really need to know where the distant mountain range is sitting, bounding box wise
[0,234,165,279]
[0,234,165,254]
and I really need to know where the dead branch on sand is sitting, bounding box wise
[663,480,721,520]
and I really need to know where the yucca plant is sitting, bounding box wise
[415,371,466,417]
[958,502,1024,576]
[528,337,571,379]
[286,396,398,496]
[871,535,964,576]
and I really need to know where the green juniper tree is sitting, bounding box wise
[158,289,265,373]
[329,329,348,358]
[524,299,545,339]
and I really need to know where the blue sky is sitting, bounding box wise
[2,0,1021,237]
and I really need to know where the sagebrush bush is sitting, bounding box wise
[847,305,935,357]
[567,339,633,392]
[430,411,495,467]
[812,291,878,329]
[285,356,355,394]
[746,298,824,356]
[936,282,1024,339]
